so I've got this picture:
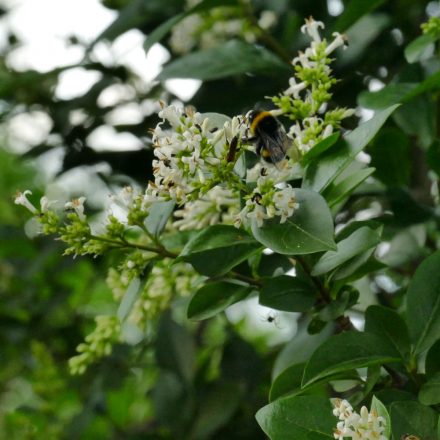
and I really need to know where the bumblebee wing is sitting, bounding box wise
[258,126,289,164]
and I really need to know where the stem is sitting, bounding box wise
[89,234,177,258]
[230,271,262,287]
[295,256,330,303]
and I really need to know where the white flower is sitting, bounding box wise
[40,196,57,213]
[65,197,87,221]
[174,186,239,230]
[285,78,307,98]
[332,399,387,440]
[301,17,324,42]
[273,187,299,223]
[325,32,348,55]
[14,190,37,214]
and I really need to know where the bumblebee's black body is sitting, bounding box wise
[248,110,289,164]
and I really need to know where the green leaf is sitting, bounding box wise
[365,305,411,361]
[312,227,381,276]
[405,33,436,63]
[157,39,288,81]
[302,331,400,387]
[144,0,238,54]
[325,168,375,208]
[179,225,262,277]
[406,250,440,354]
[419,372,440,405]
[303,105,399,193]
[144,200,175,237]
[259,275,317,312]
[156,313,195,384]
[256,395,335,440]
[272,321,335,378]
[369,128,411,186]
[375,389,417,406]
[371,396,391,439]
[251,189,336,255]
[332,0,386,32]
[387,188,433,227]
[332,250,378,282]
[425,340,440,377]
[270,363,305,402]
[358,83,417,110]
[117,277,141,322]
[301,132,340,164]
[390,401,439,440]
[339,14,389,66]
[270,363,328,402]
[393,95,435,149]
[359,72,440,111]
[187,281,253,320]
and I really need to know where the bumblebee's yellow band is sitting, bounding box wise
[250,111,271,134]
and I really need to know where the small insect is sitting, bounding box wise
[246,110,290,165]
[401,435,421,440]
[261,311,283,328]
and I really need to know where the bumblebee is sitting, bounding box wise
[247,110,290,165]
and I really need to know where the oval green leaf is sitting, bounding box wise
[390,401,439,440]
[251,189,336,255]
[325,167,375,208]
[301,132,340,164]
[405,33,436,64]
[259,275,317,312]
[312,226,381,276]
[418,372,440,405]
[117,277,141,322]
[406,250,440,354]
[365,305,411,361]
[256,395,335,440]
[187,281,253,320]
[303,104,399,193]
[157,40,288,81]
[179,224,262,277]
[144,200,175,237]
[302,331,400,387]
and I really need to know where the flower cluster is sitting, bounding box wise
[146,104,246,205]
[169,0,277,54]
[332,399,388,440]
[13,17,352,376]
[173,186,240,230]
[128,260,202,330]
[236,164,299,228]
[69,315,121,375]
[272,17,354,155]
